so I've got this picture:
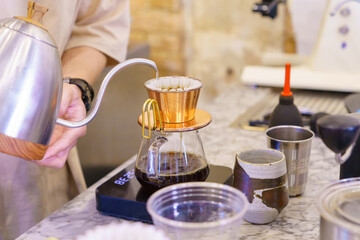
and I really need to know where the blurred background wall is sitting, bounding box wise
[129,0,186,76]
[130,0,284,103]
[77,0,328,186]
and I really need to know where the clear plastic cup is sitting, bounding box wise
[146,182,249,240]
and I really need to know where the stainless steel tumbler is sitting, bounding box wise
[266,125,314,197]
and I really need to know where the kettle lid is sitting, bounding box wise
[0,1,57,48]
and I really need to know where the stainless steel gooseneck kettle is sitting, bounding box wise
[0,2,158,160]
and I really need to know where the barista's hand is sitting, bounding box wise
[33,84,87,168]
[31,46,106,168]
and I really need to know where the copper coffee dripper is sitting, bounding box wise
[139,76,211,131]
[145,76,201,124]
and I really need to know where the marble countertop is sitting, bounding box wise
[17,84,340,240]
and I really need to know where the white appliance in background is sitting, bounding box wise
[242,0,360,92]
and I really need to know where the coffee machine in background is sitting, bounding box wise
[304,0,360,180]
[245,0,360,92]
[252,0,360,180]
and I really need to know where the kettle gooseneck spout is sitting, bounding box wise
[56,58,158,128]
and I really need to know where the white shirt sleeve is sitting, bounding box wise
[64,0,130,63]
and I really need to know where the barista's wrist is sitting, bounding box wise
[63,77,94,112]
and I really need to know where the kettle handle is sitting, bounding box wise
[56,58,158,128]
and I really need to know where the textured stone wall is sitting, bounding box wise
[130,0,185,76]
[129,0,285,103]
[184,0,285,103]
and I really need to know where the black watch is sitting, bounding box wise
[63,77,94,112]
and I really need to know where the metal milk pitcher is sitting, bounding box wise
[0,2,158,160]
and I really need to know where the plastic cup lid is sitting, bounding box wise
[316,178,360,234]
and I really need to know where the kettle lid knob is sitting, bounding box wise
[15,1,48,30]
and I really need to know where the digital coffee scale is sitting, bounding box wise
[95,76,234,223]
[96,163,233,223]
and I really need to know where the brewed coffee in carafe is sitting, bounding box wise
[135,130,209,191]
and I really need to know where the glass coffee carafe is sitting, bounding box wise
[135,130,209,191]
[135,76,212,191]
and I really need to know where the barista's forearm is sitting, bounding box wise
[61,46,107,85]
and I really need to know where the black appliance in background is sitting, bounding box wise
[252,0,285,19]
[341,93,360,179]
[316,93,360,180]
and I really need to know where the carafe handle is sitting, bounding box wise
[56,58,158,128]
[147,136,168,182]
[141,99,164,139]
